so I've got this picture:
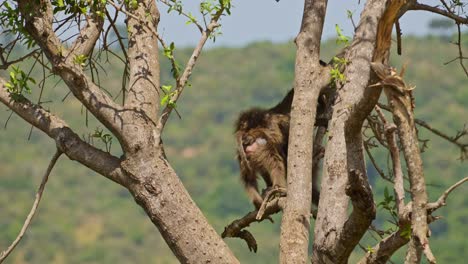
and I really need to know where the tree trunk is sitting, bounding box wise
[121,147,239,263]
[312,0,407,262]
[279,1,328,263]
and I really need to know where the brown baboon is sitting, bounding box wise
[235,89,323,209]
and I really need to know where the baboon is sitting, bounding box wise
[235,89,323,209]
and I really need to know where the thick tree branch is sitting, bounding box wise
[313,0,407,263]
[0,79,127,186]
[69,8,104,57]
[17,0,127,143]
[125,0,160,122]
[341,169,376,253]
[0,150,62,263]
[279,1,328,263]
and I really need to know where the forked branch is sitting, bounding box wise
[17,0,125,140]
[222,197,284,253]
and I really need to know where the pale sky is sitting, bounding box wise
[157,0,445,48]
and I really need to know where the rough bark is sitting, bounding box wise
[312,1,409,263]
[7,1,240,263]
[278,0,328,263]
[122,154,239,263]
[126,0,160,122]
[382,75,435,263]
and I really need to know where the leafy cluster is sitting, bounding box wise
[0,2,35,48]
[51,0,107,16]
[329,24,350,85]
[4,66,35,100]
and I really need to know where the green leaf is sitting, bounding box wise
[162,85,172,92]
[131,0,138,9]
[400,224,411,239]
[161,94,169,106]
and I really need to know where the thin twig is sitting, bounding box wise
[409,2,468,24]
[156,7,225,132]
[395,20,402,56]
[0,150,62,263]
[379,103,467,159]
[455,23,468,77]
[0,49,39,70]
[159,0,204,33]
[427,177,468,212]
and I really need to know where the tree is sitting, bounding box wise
[0,0,466,263]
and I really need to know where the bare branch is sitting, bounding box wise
[0,79,127,186]
[222,197,284,253]
[357,229,409,264]
[415,118,467,160]
[379,103,467,159]
[409,2,468,24]
[0,150,62,263]
[450,23,468,77]
[358,172,467,264]
[395,20,402,56]
[0,49,40,70]
[340,169,376,259]
[427,177,468,211]
[405,237,423,264]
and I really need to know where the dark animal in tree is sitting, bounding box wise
[235,89,322,209]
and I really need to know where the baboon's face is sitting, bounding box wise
[241,129,267,156]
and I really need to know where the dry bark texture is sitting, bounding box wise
[312,1,411,263]
[278,0,329,263]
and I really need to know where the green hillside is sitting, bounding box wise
[0,36,467,263]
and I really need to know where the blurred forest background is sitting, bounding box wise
[0,32,467,263]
